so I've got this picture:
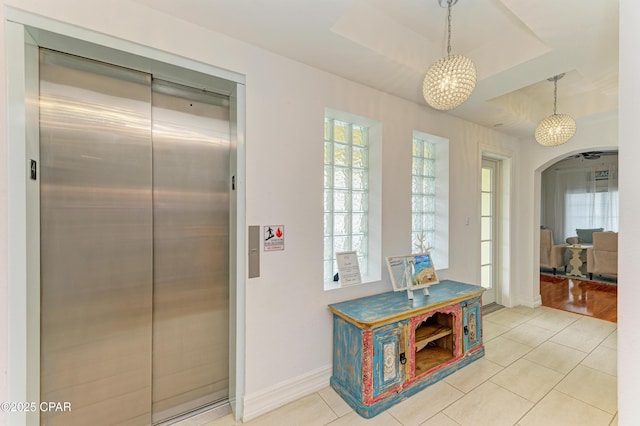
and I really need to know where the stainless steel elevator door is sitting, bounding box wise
[151,81,230,423]
[40,50,231,426]
[40,50,154,425]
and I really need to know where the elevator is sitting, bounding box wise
[39,49,231,425]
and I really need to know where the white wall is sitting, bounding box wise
[0,0,634,423]
[618,1,640,424]
[514,112,618,308]
[0,1,517,420]
[0,1,518,420]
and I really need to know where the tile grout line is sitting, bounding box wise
[483,310,611,425]
[316,391,343,422]
[492,314,611,426]
[530,314,617,423]
[552,386,617,418]
[229,307,616,426]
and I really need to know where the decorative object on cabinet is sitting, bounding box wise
[385,251,439,299]
[414,231,430,254]
[336,251,362,286]
[329,280,484,418]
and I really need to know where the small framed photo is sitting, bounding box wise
[336,251,362,286]
[385,251,439,293]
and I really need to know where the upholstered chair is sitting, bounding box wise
[540,229,568,275]
[586,232,618,280]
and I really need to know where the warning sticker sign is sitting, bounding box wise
[264,225,284,251]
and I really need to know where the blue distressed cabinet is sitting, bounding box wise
[329,280,485,418]
[462,296,483,353]
[373,321,408,397]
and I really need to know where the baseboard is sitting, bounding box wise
[514,294,542,308]
[242,364,332,422]
[532,294,542,307]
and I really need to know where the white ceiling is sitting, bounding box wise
[133,0,619,139]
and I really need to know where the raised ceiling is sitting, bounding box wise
[132,0,619,139]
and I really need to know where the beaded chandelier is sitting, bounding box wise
[535,74,576,147]
[423,0,476,110]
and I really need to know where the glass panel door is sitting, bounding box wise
[481,159,497,305]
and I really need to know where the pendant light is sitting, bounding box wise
[423,0,477,110]
[535,74,576,146]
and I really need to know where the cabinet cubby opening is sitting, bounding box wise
[414,312,454,376]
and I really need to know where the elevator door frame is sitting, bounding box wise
[5,11,247,426]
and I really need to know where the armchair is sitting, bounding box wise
[586,232,618,280]
[540,229,568,275]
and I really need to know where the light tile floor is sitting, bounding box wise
[177,306,618,426]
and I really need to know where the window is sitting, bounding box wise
[412,137,435,253]
[411,131,449,270]
[565,190,619,236]
[544,165,619,241]
[324,111,381,287]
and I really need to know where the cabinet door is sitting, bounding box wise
[462,297,482,353]
[373,321,408,397]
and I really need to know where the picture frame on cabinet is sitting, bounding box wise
[385,251,439,298]
[336,251,362,286]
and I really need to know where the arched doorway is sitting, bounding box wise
[538,150,618,321]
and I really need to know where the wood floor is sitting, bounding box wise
[540,274,617,322]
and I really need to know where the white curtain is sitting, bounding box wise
[551,164,618,242]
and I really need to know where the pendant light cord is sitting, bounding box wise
[447,0,452,57]
[553,78,558,115]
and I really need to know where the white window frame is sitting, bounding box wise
[412,131,449,270]
[481,158,497,291]
[324,108,381,289]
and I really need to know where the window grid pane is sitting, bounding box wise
[481,163,495,291]
[412,137,436,253]
[481,192,492,216]
[324,118,369,282]
[333,190,349,212]
[481,265,492,288]
[352,191,367,212]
